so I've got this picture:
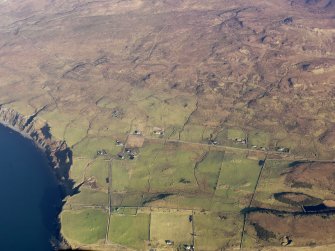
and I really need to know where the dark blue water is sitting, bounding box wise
[0,124,62,251]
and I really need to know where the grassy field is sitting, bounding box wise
[215,129,228,144]
[179,124,215,143]
[9,100,36,116]
[150,211,193,246]
[86,159,109,190]
[90,115,132,138]
[66,188,108,207]
[109,146,263,213]
[123,141,204,194]
[153,194,214,211]
[69,158,91,185]
[247,131,270,148]
[194,212,243,250]
[113,207,138,215]
[112,192,144,208]
[253,160,303,210]
[196,151,224,192]
[63,118,90,147]
[2,1,333,249]
[212,152,261,211]
[147,144,202,193]
[108,213,150,250]
[61,209,108,245]
[72,136,123,159]
[111,159,132,192]
[227,128,245,140]
[42,110,86,142]
[135,94,197,129]
[253,160,335,210]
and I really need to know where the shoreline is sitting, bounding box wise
[0,120,45,150]
[0,105,73,250]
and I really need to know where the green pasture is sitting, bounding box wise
[61,209,108,245]
[108,213,150,250]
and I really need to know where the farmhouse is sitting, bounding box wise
[153,127,165,135]
[235,138,246,144]
[165,240,174,245]
[97,149,107,156]
[184,244,194,251]
[117,153,125,159]
[276,147,289,153]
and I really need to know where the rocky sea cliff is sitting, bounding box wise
[0,105,73,250]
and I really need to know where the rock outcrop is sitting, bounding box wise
[0,105,73,187]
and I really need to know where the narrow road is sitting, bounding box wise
[146,136,285,155]
[144,136,335,163]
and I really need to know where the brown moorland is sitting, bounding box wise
[0,0,335,250]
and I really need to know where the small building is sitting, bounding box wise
[115,140,124,146]
[184,245,194,251]
[235,138,247,144]
[153,127,165,136]
[97,149,107,156]
[276,147,289,153]
[129,154,135,160]
[165,240,174,246]
[133,130,142,135]
[117,153,125,159]
[208,139,218,145]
